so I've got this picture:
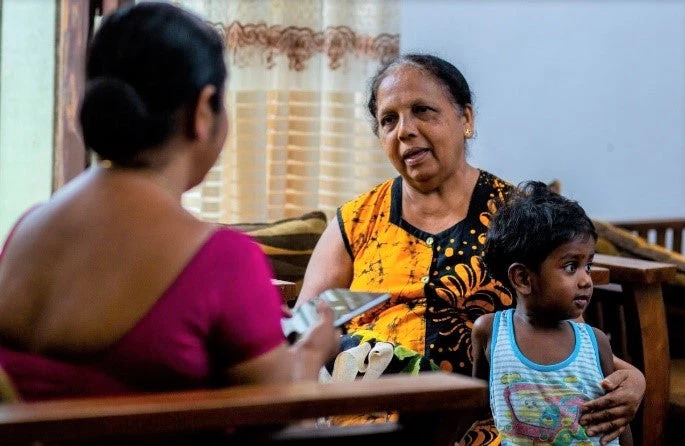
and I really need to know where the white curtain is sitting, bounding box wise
[169,0,399,223]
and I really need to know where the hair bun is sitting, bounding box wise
[80,77,149,162]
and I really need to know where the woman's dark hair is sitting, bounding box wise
[367,53,473,135]
[79,2,227,167]
[483,181,597,288]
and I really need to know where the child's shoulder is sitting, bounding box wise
[574,320,611,344]
[472,312,497,337]
[575,322,616,376]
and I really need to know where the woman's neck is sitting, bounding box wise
[96,160,186,202]
[401,164,479,234]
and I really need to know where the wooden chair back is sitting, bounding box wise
[612,218,685,255]
[0,372,487,445]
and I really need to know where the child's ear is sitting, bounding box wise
[508,263,531,295]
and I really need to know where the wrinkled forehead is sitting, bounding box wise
[376,63,458,111]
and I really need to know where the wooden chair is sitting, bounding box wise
[608,218,685,444]
[0,372,487,445]
[586,254,676,446]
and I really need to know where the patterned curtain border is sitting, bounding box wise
[212,21,399,71]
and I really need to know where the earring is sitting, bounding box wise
[464,128,472,137]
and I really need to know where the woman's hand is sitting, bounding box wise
[580,367,645,445]
[290,300,341,379]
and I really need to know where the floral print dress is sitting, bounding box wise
[336,170,514,445]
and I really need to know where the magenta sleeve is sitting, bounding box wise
[207,229,286,366]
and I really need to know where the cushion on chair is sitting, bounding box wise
[224,211,328,286]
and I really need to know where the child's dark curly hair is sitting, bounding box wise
[483,181,597,288]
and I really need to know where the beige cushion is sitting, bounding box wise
[224,211,328,285]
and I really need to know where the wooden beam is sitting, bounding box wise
[53,0,134,192]
[53,0,90,191]
[0,372,487,445]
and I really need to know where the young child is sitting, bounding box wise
[472,181,632,446]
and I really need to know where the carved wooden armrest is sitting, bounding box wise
[594,253,676,284]
[0,372,487,446]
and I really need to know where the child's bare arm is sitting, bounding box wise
[471,313,494,381]
[591,327,633,446]
[592,327,615,377]
[468,312,495,433]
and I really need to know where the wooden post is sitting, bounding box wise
[53,0,90,191]
[53,0,134,192]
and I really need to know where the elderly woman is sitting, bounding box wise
[296,54,644,445]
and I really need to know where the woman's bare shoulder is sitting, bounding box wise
[0,171,215,355]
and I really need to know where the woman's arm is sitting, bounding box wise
[471,313,494,382]
[581,350,644,445]
[588,328,633,446]
[225,300,340,384]
[296,215,353,307]
[217,234,340,385]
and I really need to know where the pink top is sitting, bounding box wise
[0,226,286,401]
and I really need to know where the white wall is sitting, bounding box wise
[402,0,685,220]
[0,0,56,242]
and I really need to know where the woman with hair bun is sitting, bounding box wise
[0,2,339,400]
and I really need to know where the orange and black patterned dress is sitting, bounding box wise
[337,170,515,445]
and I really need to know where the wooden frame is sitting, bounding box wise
[53,0,134,191]
[0,372,487,445]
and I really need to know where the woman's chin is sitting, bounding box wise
[403,167,441,188]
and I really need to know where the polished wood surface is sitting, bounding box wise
[594,253,677,284]
[590,266,609,285]
[0,372,487,445]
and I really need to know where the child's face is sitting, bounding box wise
[527,235,595,321]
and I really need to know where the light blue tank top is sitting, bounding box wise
[489,309,618,445]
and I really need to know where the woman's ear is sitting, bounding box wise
[461,104,474,138]
[508,263,531,296]
[191,85,217,141]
